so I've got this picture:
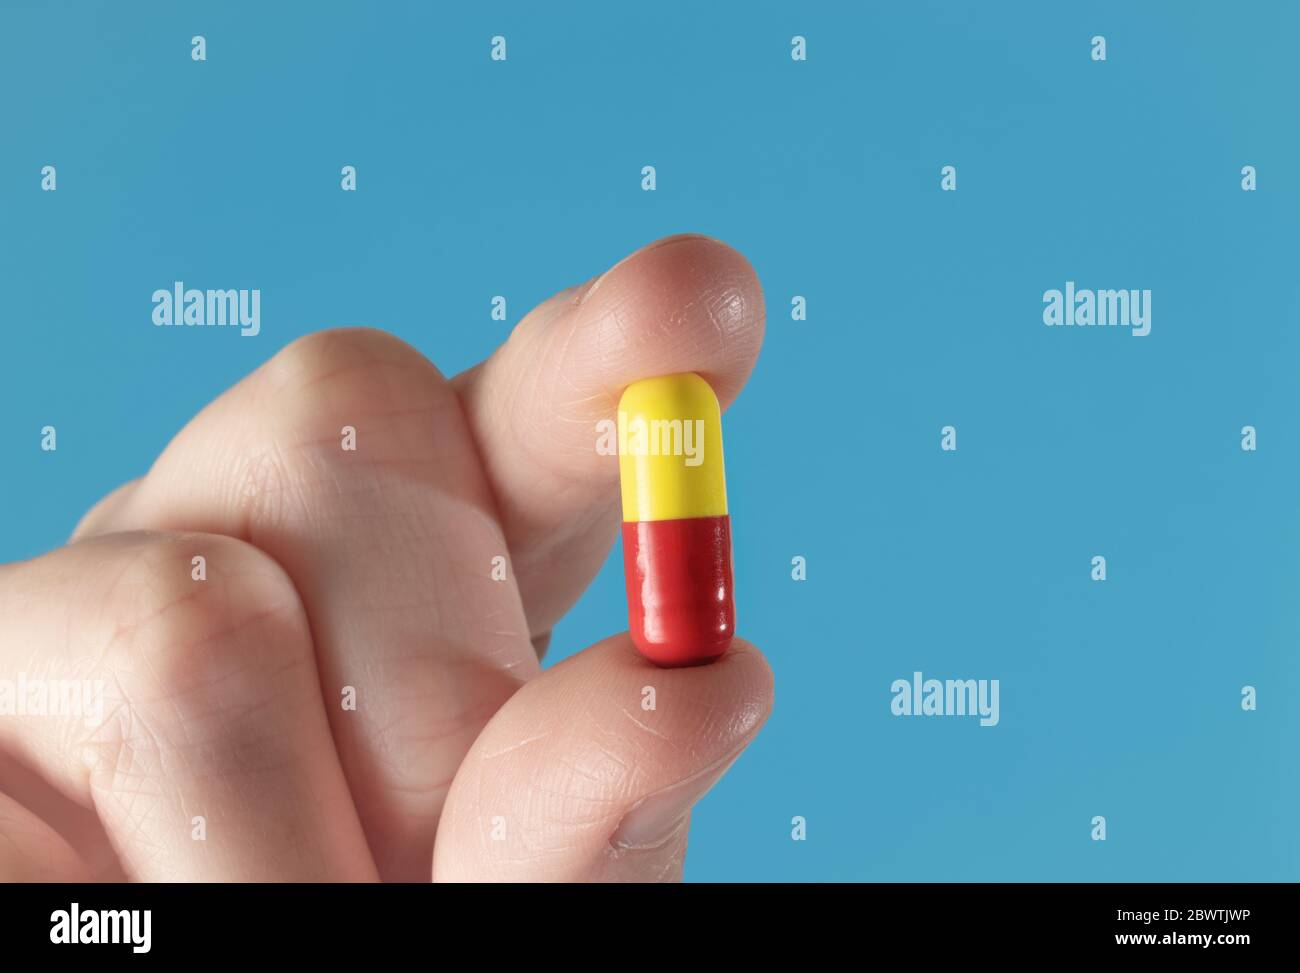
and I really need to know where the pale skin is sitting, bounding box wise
[0,234,773,882]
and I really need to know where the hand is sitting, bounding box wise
[0,234,772,882]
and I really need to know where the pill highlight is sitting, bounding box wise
[618,373,735,667]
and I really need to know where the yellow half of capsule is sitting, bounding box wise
[617,373,728,522]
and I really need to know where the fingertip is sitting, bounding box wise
[70,478,141,541]
[569,233,766,408]
[566,632,774,745]
[575,232,716,307]
[469,233,766,450]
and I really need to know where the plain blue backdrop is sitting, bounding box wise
[2,1,1298,880]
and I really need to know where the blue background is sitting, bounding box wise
[2,1,1297,881]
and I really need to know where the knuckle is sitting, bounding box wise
[267,327,444,416]
[95,531,312,709]
[241,330,458,522]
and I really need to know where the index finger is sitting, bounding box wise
[453,233,766,641]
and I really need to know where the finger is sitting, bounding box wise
[74,330,538,880]
[433,634,772,882]
[0,531,377,881]
[0,749,124,880]
[0,790,91,881]
[70,478,140,542]
[454,233,765,640]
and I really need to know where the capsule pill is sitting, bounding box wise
[617,373,735,667]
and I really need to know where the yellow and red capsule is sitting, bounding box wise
[618,373,735,667]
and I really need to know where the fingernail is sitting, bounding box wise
[609,751,743,851]
[578,233,711,307]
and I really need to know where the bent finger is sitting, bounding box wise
[67,330,537,880]
[0,790,92,882]
[0,531,377,881]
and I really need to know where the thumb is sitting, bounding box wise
[432,635,772,882]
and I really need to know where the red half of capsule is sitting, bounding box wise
[621,515,735,667]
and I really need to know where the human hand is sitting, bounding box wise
[0,234,772,883]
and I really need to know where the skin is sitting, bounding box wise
[0,234,773,882]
